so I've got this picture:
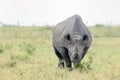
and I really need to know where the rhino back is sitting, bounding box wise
[53,15,92,48]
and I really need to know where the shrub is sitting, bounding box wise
[0,48,4,53]
[20,41,36,55]
[25,43,35,55]
[74,55,93,72]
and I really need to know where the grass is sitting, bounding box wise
[0,26,120,80]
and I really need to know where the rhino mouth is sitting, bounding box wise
[71,59,81,64]
[70,54,83,64]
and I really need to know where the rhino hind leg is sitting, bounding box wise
[53,47,64,68]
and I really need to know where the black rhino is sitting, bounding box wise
[52,15,92,68]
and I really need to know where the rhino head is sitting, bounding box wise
[64,33,89,64]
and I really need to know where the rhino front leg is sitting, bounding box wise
[53,47,64,68]
[64,56,72,69]
[58,58,64,68]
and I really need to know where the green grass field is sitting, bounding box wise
[0,26,120,80]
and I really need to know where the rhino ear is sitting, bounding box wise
[64,33,71,41]
[83,35,88,41]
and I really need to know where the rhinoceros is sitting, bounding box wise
[52,15,92,68]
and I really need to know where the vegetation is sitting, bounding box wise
[0,25,120,80]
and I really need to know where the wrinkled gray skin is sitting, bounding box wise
[52,15,92,68]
